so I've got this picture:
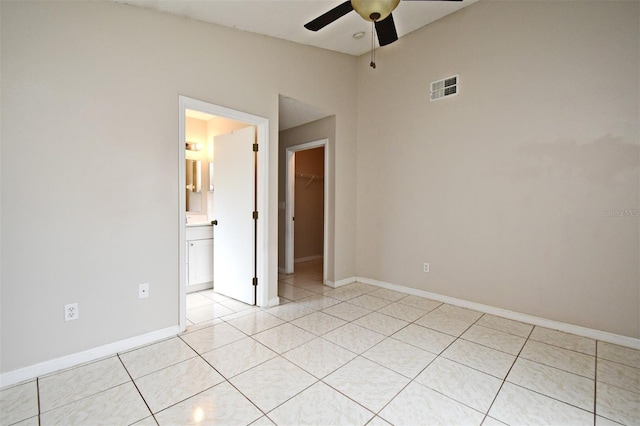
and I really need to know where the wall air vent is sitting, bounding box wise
[430,75,459,102]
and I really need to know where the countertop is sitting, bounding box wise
[186,222,213,227]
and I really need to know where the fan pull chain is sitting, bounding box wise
[370,20,376,69]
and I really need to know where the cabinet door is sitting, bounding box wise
[188,239,213,285]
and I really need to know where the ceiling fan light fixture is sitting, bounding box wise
[351,0,400,22]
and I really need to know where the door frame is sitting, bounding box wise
[178,96,270,332]
[285,139,329,284]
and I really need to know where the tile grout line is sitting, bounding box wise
[246,284,344,423]
[280,282,395,423]
[284,272,609,425]
[295,278,536,413]
[349,300,479,422]
[504,343,600,415]
[115,353,156,424]
[594,341,598,426]
[178,329,271,423]
[516,343,597,380]
[416,311,493,423]
[326,281,606,420]
[526,336,598,358]
[261,378,321,423]
[35,371,134,417]
[489,334,598,421]
[481,322,535,425]
[293,279,486,422]
[36,377,41,426]
[298,274,615,424]
[369,309,481,422]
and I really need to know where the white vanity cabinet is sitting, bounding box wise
[186,224,213,292]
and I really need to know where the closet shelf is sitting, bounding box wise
[295,173,324,189]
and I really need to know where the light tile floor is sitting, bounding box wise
[1,259,639,425]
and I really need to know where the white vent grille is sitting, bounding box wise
[430,75,459,102]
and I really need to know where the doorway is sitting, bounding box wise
[285,139,329,283]
[178,96,270,332]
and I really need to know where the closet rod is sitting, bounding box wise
[294,173,324,180]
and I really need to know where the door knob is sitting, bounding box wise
[211,220,218,225]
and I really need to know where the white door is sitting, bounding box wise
[213,126,256,305]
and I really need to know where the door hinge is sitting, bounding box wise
[253,143,258,152]
[253,211,258,220]
[252,277,258,287]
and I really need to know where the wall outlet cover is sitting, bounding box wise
[64,303,79,321]
[139,283,150,299]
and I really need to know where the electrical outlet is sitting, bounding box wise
[64,303,79,321]
[423,263,430,273]
[139,283,149,299]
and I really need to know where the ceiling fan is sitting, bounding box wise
[305,0,462,67]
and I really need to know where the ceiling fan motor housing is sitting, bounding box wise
[351,0,401,22]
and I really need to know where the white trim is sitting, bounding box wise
[278,267,288,274]
[294,255,323,263]
[267,297,281,307]
[356,276,640,350]
[255,120,270,308]
[285,150,295,274]
[178,99,187,332]
[178,96,270,313]
[326,276,357,289]
[0,326,179,388]
[285,139,329,284]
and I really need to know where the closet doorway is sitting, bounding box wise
[284,139,328,283]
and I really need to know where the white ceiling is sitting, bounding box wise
[116,0,478,56]
[279,96,331,130]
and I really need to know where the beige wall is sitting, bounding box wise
[356,1,639,338]
[294,147,325,261]
[278,117,336,274]
[0,1,357,374]
[1,0,638,379]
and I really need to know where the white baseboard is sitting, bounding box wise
[294,255,323,264]
[278,267,288,274]
[0,326,180,388]
[357,276,640,350]
[325,276,357,288]
[5,278,636,389]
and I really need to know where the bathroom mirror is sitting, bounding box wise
[186,159,202,212]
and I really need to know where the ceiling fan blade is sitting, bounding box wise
[304,1,354,31]
[375,14,398,46]
[403,0,463,2]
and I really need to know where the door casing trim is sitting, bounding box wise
[178,96,270,332]
[285,139,328,284]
